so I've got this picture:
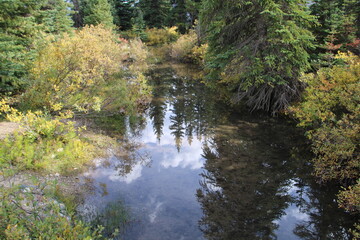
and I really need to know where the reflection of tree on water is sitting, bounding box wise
[197,118,297,239]
[147,65,228,150]
[292,175,357,239]
[197,116,357,240]
[147,69,169,142]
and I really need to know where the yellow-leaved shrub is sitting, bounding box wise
[169,31,207,65]
[144,27,179,46]
[291,53,360,231]
[21,25,150,113]
[0,101,94,174]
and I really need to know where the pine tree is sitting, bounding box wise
[70,0,83,27]
[200,0,315,114]
[112,0,134,30]
[0,0,74,94]
[169,0,188,33]
[185,0,201,27]
[0,0,43,94]
[131,7,146,35]
[82,0,115,28]
[138,0,170,28]
[36,0,74,34]
[310,0,359,56]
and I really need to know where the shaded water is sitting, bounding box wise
[79,64,356,240]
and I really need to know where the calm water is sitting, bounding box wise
[79,64,356,240]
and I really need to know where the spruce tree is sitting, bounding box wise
[0,0,43,94]
[138,0,170,28]
[70,0,82,27]
[200,0,315,114]
[169,0,188,33]
[36,0,74,34]
[113,0,134,30]
[82,0,115,28]
[310,0,359,56]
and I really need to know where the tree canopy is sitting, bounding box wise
[200,0,316,114]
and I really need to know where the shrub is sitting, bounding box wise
[170,31,197,61]
[21,25,151,114]
[144,27,179,46]
[169,31,208,65]
[191,43,208,65]
[291,53,360,230]
[291,53,359,183]
[0,183,104,240]
[0,101,95,174]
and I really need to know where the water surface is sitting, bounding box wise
[79,64,356,240]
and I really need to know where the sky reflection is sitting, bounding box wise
[79,65,357,240]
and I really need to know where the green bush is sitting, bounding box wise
[0,103,96,174]
[291,52,360,233]
[0,184,104,240]
[292,53,359,184]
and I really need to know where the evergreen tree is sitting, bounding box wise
[112,0,134,30]
[310,0,359,57]
[36,0,74,34]
[0,0,74,94]
[200,0,315,114]
[70,0,83,27]
[169,0,188,33]
[138,0,170,28]
[0,0,43,94]
[131,7,146,37]
[81,0,115,28]
[185,0,201,27]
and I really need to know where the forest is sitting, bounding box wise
[0,0,359,239]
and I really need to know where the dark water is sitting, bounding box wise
[79,64,356,240]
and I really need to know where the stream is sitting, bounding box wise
[78,64,356,240]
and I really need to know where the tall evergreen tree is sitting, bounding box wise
[70,0,83,27]
[0,0,40,93]
[131,7,146,36]
[0,0,74,94]
[138,0,170,28]
[169,0,188,33]
[200,0,315,114]
[310,0,359,56]
[185,0,201,27]
[112,0,134,30]
[36,0,74,34]
[81,0,115,28]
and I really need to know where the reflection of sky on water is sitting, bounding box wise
[81,104,206,240]
[140,109,206,171]
[274,181,311,240]
[80,66,356,240]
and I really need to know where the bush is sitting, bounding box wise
[0,101,96,174]
[170,32,197,61]
[292,53,359,183]
[21,25,151,114]
[169,31,207,64]
[291,52,360,230]
[0,183,104,240]
[143,27,179,46]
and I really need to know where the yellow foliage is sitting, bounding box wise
[0,102,94,173]
[22,25,150,113]
[145,27,179,46]
[291,53,360,218]
[170,31,197,60]
[169,31,207,65]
